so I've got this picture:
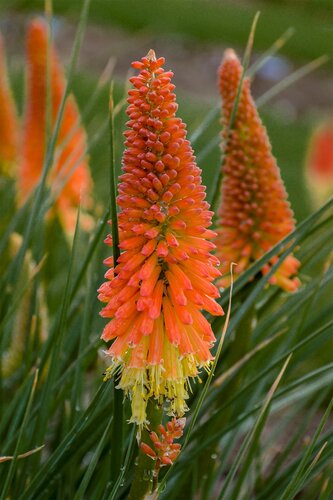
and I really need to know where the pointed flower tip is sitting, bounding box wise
[109,92,113,111]
[223,48,238,62]
[27,16,48,39]
[146,48,157,61]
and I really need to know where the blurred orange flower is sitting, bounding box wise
[99,50,223,425]
[306,116,333,208]
[215,49,300,292]
[18,18,92,232]
[0,34,19,176]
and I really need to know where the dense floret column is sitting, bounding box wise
[215,49,300,292]
[98,49,224,496]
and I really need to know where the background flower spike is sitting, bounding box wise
[215,49,300,293]
[0,34,19,177]
[99,50,223,426]
[18,17,92,233]
[305,116,333,208]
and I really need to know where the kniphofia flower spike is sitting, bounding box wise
[98,50,223,425]
[215,49,300,292]
[18,18,92,232]
[0,34,19,176]
[140,417,185,466]
[305,117,333,208]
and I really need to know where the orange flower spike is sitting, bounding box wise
[0,34,19,176]
[100,50,223,425]
[216,49,300,292]
[18,18,92,232]
[140,417,186,465]
[305,117,333,208]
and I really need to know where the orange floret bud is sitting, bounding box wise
[215,49,300,292]
[140,417,185,465]
[0,34,19,176]
[305,117,333,208]
[100,51,223,425]
[140,442,157,459]
[17,18,92,232]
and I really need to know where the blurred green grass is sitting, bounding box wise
[4,0,333,65]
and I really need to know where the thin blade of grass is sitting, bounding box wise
[181,365,333,467]
[247,27,295,78]
[213,327,286,388]
[20,382,112,500]
[74,417,113,499]
[0,255,46,334]
[265,392,329,483]
[256,54,329,108]
[108,84,124,485]
[189,106,219,145]
[29,207,83,469]
[293,442,328,495]
[201,319,333,431]
[0,445,44,463]
[69,209,109,304]
[257,428,333,499]
[107,425,137,500]
[280,396,333,500]
[217,355,291,499]
[0,369,39,500]
[69,261,94,425]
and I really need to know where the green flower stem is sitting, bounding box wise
[128,400,164,500]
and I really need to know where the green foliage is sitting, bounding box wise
[7,0,333,64]
[1,4,333,500]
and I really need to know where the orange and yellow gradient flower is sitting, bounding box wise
[305,116,333,208]
[0,34,19,176]
[215,49,300,292]
[18,18,92,232]
[98,50,223,425]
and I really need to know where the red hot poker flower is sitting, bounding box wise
[0,34,19,176]
[140,417,185,466]
[99,50,223,425]
[18,18,92,232]
[306,117,333,208]
[215,49,300,292]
